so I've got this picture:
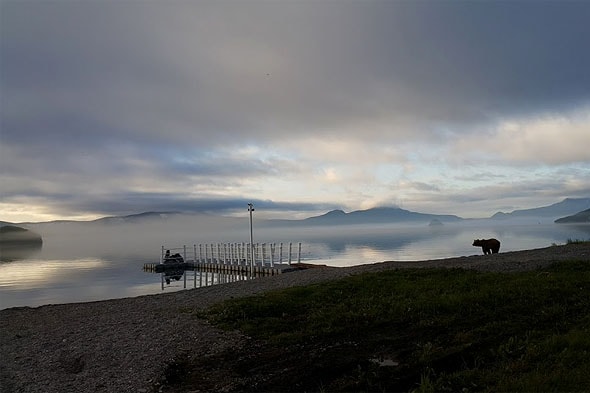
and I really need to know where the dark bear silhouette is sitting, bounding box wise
[472,238,501,255]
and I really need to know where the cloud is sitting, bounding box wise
[493,111,590,164]
[453,108,590,165]
[4,1,589,147]
[1,1,590,221]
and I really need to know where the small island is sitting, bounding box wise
[0,225,43,245]
[0,225,43,261]
[428,218,444,226]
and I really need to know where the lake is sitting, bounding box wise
[2,221,589,310]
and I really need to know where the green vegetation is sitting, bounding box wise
[566,238,590,245]
[178,261,590,392]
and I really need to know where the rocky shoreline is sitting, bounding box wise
[1,243,590,393]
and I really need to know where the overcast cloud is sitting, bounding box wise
[1,0,589,222]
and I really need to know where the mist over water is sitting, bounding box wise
[2,215,589,309]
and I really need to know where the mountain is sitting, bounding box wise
[303,207,462,225]
[5,198,589,227]
[555,208,590,224]
[491,198,590,220]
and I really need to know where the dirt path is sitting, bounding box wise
[1,243,589,393]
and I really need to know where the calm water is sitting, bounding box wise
[2,222,589,310]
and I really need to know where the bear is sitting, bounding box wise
[472,238,501,255]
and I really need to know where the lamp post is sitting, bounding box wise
[248,203,255,274]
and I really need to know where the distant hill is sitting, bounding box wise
[0,225,43,244]
[555,208,590,224]
[91,211,182,224]
[303,207,463,225]
[4,212,183,227]
[492,198,590,219]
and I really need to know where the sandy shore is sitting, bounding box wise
[2,243,590,393]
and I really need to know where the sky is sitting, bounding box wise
[1,0,590,223]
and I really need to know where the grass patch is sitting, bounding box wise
[187,260,590,392]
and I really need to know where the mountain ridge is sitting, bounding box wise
[492,198,590,219]
[303,206,463,225]
[2,197,589,226]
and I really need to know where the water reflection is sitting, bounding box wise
[287,223,590,266]
[159,267,252,290]
[145,265,256,290]
[0,243,43,262]
[0,258,106,289]
[164,268,184,284]
[2,222,589,309]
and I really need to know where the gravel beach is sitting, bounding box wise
[2,243,590,393]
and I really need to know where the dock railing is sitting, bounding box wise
[160,242,302,267]
[143,242,303,290]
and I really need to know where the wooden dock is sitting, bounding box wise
[142,262,289,276]
[143,242,306,290]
